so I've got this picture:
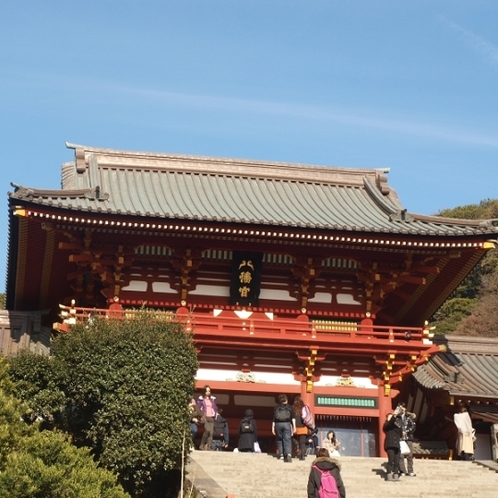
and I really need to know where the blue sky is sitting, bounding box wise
[1,1,497,291]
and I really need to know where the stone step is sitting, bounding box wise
[186,451,498,498]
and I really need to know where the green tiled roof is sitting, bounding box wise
[413,336,498,399]
[9,143,498,237]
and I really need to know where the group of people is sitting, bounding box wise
[190,385,258,452]
[382,402,417,481]
[191,386,333,458]
[272,393,341,461]
[190,388,346,496]
[383,400,476,482]
[191,387,478,496]
[272,393,346,497]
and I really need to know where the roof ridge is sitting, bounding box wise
[66,142,389,187]
[411,212,496,228]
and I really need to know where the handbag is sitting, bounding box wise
[302,405,315,429]
[400,440,410,455]
[295,426,308,435]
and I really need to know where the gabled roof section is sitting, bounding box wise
[413,336,498,399]
[8,143,498,237]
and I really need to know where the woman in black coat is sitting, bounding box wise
[383,411,402,481]
[307,448,346,498]
[238,409,258,452]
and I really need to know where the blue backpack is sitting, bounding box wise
[313,465,339,498]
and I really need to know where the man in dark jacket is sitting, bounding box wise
[307,447,346,498]
[272,394,296,462]
[210,410,229,451]
[398,402,417,477]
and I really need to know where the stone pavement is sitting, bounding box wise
[187,451,498,498]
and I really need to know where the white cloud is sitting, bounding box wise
[116,84,498,147]
[439,15,498,71]
[13,72,498,148]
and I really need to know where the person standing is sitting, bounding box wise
[398,402,417,477]
[293,394,315,460]
[272,394,296,462]
[189,398,204,442]
[454,402,474,461]
[238,408,258,452]
[307,447,346,498]
[197,385,218,451]
[383,410,402,481]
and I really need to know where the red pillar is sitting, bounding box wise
[377,383,392,458]
[301,380,314,412]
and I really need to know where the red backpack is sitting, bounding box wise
[313,465,339,498]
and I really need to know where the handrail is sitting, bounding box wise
[55,304,430,343]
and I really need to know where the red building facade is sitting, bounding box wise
[6,144,498,455]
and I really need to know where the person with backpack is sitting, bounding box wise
[272,394,296,462]
[293,394,315,460]
[238,408,258,452]
[307,447,346,498]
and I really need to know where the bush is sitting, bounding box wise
[0,358,129,498]
[8,310,198,498]
[0,377,33,470]
[0,430,130,498]
[8,350,66,426]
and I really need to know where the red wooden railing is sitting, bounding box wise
[55,304,432,345]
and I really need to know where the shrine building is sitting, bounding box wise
[4,143,498,456]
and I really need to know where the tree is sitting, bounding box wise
[430,199,498,337]
[9,310,198,498]
[0,359,129,498]
[0,359,33,470]
[437,198,498,220]
[430,298,477,336]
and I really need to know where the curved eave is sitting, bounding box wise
[9,188,498,239]
[469,410,498,424]
[413,337,498,399]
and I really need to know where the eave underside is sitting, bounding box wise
[6,206,494,328]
